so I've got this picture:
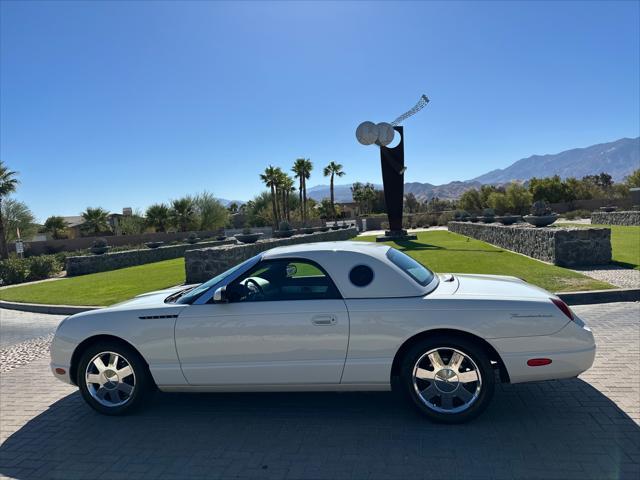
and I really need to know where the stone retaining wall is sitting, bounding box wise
[66,239,236,276]
[448,222,611,267]
[14,229,230,256]
[591,211,640,226]
[185,228,358,284]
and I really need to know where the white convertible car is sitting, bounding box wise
[51,241,595,422]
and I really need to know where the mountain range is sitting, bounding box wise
[306,137,639,202]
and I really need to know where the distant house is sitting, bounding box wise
[60,216,87,239]
[60,212,124,238]
[335,202,358,218]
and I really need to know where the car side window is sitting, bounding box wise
[225,259,341,302]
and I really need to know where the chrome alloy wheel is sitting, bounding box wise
[412,347,482,414]
[85,351,136,408]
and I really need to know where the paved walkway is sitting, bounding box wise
[572,264,640,289]
[0,303,638,479]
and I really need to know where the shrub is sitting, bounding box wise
[27,255,61,281]
[0,255,62,285]
[530,200,552,216]
[482,208,495,218]
[0,258,30,285]
[437,211,455,226]
[413,213,438,227]
[92,237,108,248]
[278,221,292,231]
[564,209,592,220]
[186,232,200,244]
[454,210,470,220]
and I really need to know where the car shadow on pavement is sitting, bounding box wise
[1,379,639,480]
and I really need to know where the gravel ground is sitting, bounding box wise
[0,334,53,374]
[572,265,640,289]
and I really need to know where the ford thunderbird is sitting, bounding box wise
[50,241,595,422]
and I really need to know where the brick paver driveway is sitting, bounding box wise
[1,303,638,479]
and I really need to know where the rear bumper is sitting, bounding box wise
[491,321,596,384]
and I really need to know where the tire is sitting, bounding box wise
[77,341,151,415]
[399,335,495,423]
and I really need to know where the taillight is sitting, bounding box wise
[551,298,574,321]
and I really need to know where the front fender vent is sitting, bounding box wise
[138,314,179,320]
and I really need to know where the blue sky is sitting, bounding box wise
[1,1,639,222]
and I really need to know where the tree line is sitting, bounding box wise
[457,170,640,215]
[245,158,345,228]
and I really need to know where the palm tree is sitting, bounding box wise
[292,158,313,223]
[281,174,295,222]
[323,161,345,219]
[170,197,196,232]
[145,203,170,232]
[0,161,19,258]
[81,207,111,235]
[260,166,281,227]
[44,216,68,239]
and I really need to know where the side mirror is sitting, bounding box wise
[213,286,228,303]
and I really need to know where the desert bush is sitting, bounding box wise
[437,211,455,225]
[0,255,62,285]
[563,209,592,220]
[0,257,30,285]
[26,255,61,281]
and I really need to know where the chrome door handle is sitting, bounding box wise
[312,315,337,326]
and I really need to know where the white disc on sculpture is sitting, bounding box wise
[356,121,379,145]
[375,122,395,146]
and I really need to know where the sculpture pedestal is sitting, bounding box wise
[375,229,417,243]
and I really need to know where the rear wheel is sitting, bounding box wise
[77,342,151,415]
[399,336,494,423]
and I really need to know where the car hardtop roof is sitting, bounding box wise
[262,241,392,260]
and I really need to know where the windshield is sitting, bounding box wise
[386,248,435,287]
[176,254,262,304]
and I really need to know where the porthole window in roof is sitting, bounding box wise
[349,265,374,287]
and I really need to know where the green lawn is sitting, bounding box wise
[358,230,613,293]
[557,223,639,270]
[1,230,616,307]
[0,258,185,306]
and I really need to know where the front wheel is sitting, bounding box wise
[399,336,495,423]
[77,342,151,415]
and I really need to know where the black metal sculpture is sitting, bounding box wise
[378,126,413,241]
[356,95,429,242]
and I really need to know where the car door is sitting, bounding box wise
[175,258,349,386]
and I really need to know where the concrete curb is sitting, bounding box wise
[0,300,101,315]
[557,288,640,306]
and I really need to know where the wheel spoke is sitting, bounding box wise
[108,353,119,369]
[420,384,437,401]
[93,357,107,373]
[86,373,102,385]
[449,352,464,372]
[441,393,453,410]
[117,382,133,396]
[117,365,133,379]
[456,386,473,403]
[458,370,479,384]
[96,387,108,400]
[415,368,435,380]
[108,390,120,403]
[428,351,445,370]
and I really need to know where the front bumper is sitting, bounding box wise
[50,363,74,385]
